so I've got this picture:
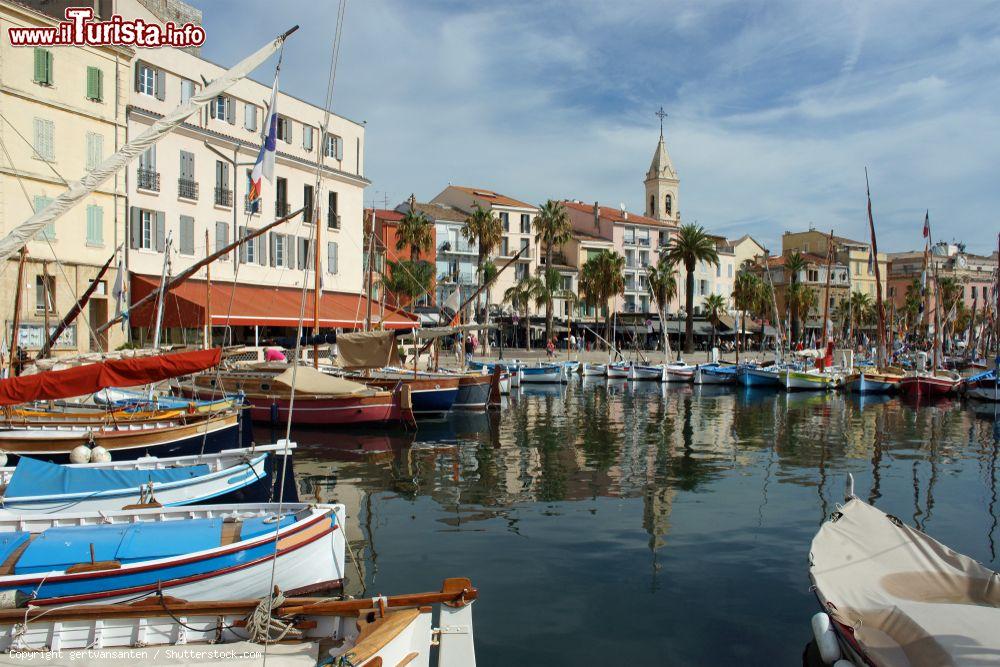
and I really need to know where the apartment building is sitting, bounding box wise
[887,243,998,313]
[366,204,438,311]
[0,0,132,356]
[111,0,388,344]
[760,252,850,337]
[782,229,888,299]
[430,186,541,317]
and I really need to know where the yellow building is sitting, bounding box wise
[0,0,131,356]
[782,229,888,299]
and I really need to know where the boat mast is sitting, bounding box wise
[312,201,321,369]
[204,230,212,349]
[151,232,173,350]
[8,247,27,375]
[364,211,374,332]
[820,229,834,354]
[39,250,116,358]
[864,169,887,369]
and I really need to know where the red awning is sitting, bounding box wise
[129,275,417,330]
[0,348,222,405]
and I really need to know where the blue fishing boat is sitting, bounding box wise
[518,364,565,384]
[694,363,737,385]
[738,365,782,388]
[0,502,345,606]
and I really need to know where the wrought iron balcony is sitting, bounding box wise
[214,187,233,207]
[327,211,340,229]
[177,178,198,200]
[137,168,160,192]
[275,200,290,217]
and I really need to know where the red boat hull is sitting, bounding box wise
[898,375,957,397]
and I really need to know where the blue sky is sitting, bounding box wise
[201,0,1000,255]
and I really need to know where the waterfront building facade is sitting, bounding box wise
[760,252,851,338]
[112,0,388,344]
[782,229,888,299]
[0,0,132,356]
[887,243,999,315]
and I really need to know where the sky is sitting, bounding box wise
[201,0,1000,256]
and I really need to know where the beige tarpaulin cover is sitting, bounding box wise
[336,331,401,370]
[810,497,1000,666]
[272,366,372,396]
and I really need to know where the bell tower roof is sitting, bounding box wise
[646,133,677,181]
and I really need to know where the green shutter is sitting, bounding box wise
[86,67,102,101]
[33,48,52,84]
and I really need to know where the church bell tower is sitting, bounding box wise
[644,107,679,223]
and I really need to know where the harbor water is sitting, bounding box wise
[258,379,1000,665]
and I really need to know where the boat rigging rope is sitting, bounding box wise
[244,590,302,644]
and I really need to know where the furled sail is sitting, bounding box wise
[0,27,298,264]
[0,348,222,405]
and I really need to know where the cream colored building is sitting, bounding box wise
[0,0,131,356]
[782,229,888,300]
[430,186,541,319]
[115,0,370,344]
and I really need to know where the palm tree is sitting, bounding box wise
[783,252,807,343]
[754,280,775,353]
[395,207,434,261]
[903,277,923,333]
[580,250,625,349]
[732,270,760,362]
[381,259,434,313]
[847,290,874,347]
[503,275,539,350]
[661,223,720,354]
[786,283,818,345]
[462,205,503,350]
[646,258,678,359]
[703,293,727,352]
[480,261,498,353]
[533,200,573,342]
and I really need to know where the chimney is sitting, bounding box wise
[620,203,628,221]
[593,201,600,230]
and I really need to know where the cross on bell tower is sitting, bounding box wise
[644,106,679,222]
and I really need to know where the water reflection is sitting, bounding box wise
[258,382,1000,664]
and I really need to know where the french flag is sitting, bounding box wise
[248,74,279,210]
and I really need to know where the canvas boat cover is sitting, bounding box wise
[336,331,401,370]
[810,497,1000,666]
[0,349,222,406]
[272,365,371,396]
[4,457,212,499]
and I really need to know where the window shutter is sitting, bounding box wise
[33,48,45,83]
[216,222,229,255]
[287,235,296,269]
[129,207,140,249]
[33,119,43,157]
[238,226,248,263]
[154,69,166,100]
[226,99,235,125]
[269,233,276,267]
[335,136,343,160]
[86,67,96,99]
[328,242,338,274]
[44,121,53,161]
[134,63,142,92]
[179,215,194,255]
[154,211,165,252]
[286,119,293,144]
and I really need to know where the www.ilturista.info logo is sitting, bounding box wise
[7,7,205,48]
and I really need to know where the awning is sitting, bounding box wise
[129,275,417,330]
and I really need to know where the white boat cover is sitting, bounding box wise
[810,497,1000,666]
[272,365,370,396]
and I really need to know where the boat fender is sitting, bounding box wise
[811,612,842,664]
[70,445,92,464]
[270,402,279,424]
[0,590,29,609]
[90,446,112,463]
[0,451,7,468]
[832,661,856,667]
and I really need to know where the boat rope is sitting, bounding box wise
[243,590,302,644]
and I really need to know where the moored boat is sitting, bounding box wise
[663,362,696,383]
[737,365,782,388]
[628,364,664,381]
[453,373,493,409]
[0,502,345,606]
[581,362,606,376]
[840,369,902,394]
[898,370,961,397]
[605,362,630,379]
[781,368,837,391]
[518,364,565,384]
[346,370,460,418]
[693,363,737,385]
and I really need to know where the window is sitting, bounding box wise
[520,214,530,233]
[624,227,635,244]
[625,250,635,268]
[35,275,56,313]
[85,132,103,171]
[297,237,313,270]
[275,116,292,143]
[244,104,258,131]
[807,269,819,282]
[33,196,54,239]
[33,118,54,161]
[303,184,314,223]
[33,48,53,86]
[86,66,103,101]
[215,221,229,255]
[215,161,231,206]
[728,264,733,278]
[85,205,103,245]
[664,194,672,216]
[327,191,339,228]
[137,146,158,191]
[327,242,338,274]
[972,285,978,299]
[716,264,721,278]
[500,212,509,231]
[140,210,154,249]
[303,126,314,152]
[179,215,194,255]
[135,63,163,99]
[273,233,287,267]
[519,238,529,256]
[180,78,195,103]
[803,243,810,253]
[211,95,235,124]
[239,226,257,264]
[639,251,649,267]
[323,133,343,159]
[275,177,288,215]
[649,195,655,217]
[500,238,509,256]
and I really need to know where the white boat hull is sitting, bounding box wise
[628,365,663,381]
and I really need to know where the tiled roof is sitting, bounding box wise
[570,228,613,243]
[448,186,536,210]
[766,252,828,267]
[561,200,676,229]
[406,202,468,223]
[371,208,404,223]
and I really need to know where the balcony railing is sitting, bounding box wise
[275,201,290,217]
[214,187,233,207]
[637,237,650,247]
[177,178,198,200]
[245,196,259,214]
[137,168,160,192]
[327,211,340,229]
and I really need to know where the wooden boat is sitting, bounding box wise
[344,370,460,418]
[840,369,903,394]
[809,478,1000,667]
[453,373,493,409]
[518,364,565,384]
[0,395,239,427]
[605,362,630,379]
[738,365,782,388]
[693,363,737,385]
[181,366,415,426]
[581,362,606,376]
[898,370,961,397]
[663,362,696,383]
[0,443,291,513]
[781,368,837,391]
[0,411,240,462]
[0,578,477,666]
[966,371,999,402]
[0,502,344,606]
[628,364,664,381]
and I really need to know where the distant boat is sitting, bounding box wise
[628,364,664,381]
[840,369,902,394]
[0,502,344,606]
[965,370,999,402]
[809,480,1000,667]
[738,365,782,388]
[518,364,565,384]
[581,363,606,376]
[693,363,737,385]
[898,370,961,397]
[605,362,630,379]
[781,368,838,391]
[663,362,696,383]
[0,444,289,513]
